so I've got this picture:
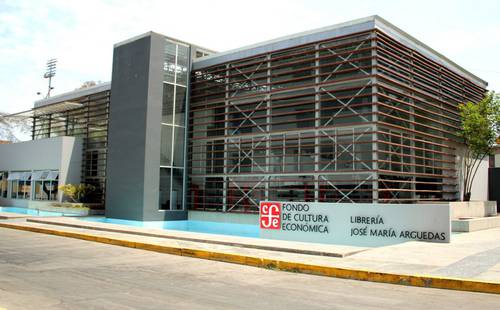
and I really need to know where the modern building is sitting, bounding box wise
[0,83,110,208]
[32,83,111,204]
[0,16,489,220]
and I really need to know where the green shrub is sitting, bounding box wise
[58,184,96,203]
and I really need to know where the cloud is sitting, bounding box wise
[0,0,499,116]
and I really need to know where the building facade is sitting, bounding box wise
[0,16,488,220]
[0,136,83,207]
[105,32,214,220]
[187,16,486,213]
[31,83,110,204]
[0,84,109,207]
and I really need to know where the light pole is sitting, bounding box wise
[43,58,57,98]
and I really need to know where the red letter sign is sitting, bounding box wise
[260,202,281,230]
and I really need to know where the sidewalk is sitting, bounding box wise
[0,212,30,220]
[0,217,499,294]
[26,217,368,257]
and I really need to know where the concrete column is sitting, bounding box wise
[106,32,187,221]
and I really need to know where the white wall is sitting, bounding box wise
[0,138,63,171]
[494,153,500,168]
[455,144,489,201]
[59,137,83,187]
[470,157,489,201]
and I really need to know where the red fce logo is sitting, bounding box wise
[260,202,281,230]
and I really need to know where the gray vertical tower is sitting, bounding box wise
[106,32,189,221]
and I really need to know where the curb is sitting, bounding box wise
[0,212,28,220]
[26,218,360,258]
[1,222,499,294]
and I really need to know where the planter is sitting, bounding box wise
[28,201,92,216]
[452,216,500,232]
[450,201,497,219]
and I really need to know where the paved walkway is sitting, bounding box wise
[1,228,499,310]
[1,217,499,284]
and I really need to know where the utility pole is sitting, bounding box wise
[43,58,57,98]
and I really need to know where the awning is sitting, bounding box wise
[46,171,59,180]
[7,172,20,180]
[7,172,30,180]
[20,172,32,181]
[5,101,83,118]
[32,170,50,180]
[7,171,57,181]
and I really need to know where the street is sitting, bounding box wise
[0,228,498,309]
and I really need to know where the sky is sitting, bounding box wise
[1,0,499,114]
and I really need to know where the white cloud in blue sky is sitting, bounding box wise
[0,0,499,113]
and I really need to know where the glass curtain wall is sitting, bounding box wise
[1,171,58,201]
[8,172,31,200]
[32,170,59,201]
[160,39,189,210]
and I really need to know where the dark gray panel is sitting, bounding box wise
[106,32,188,221]
[142,33,168,220]
[106,36,151,220]
[488,168,500,212]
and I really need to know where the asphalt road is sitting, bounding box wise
[0,228,498,310]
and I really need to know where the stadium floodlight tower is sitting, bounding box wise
[43,58,57,98]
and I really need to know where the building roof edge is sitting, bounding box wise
[192,15,487,88]
[372,16,487,87]
[34,82,111,108]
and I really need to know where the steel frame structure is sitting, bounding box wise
[187,29,485,213]
[31,90,110,204]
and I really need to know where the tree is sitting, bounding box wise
[77,80,101,90]
[458,91,500,201]
[0,112,32,142]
